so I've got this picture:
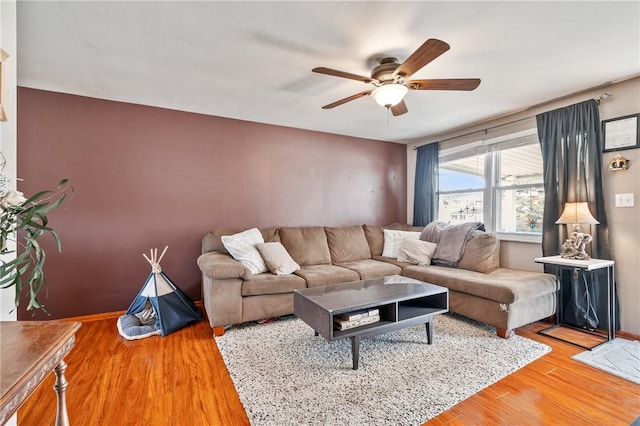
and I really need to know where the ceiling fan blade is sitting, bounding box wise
[393,39,450,79]
[312,67,375,83]
[407,78,481,91]
[391,100,408,116]
[322,91,372,109]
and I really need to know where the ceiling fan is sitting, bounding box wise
[312,38,481,117]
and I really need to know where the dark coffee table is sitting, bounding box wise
[293,275,448,369]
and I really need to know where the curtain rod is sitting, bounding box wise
[412,92,612,150]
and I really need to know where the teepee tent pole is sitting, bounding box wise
[157,246,168,265]
[143,246,167,266]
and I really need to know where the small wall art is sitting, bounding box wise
[602,113,640,152]
[608,155,629,172]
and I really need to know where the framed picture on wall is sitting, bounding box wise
[602,113,640,152]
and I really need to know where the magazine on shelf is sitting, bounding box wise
[334,314,380,331]
[334,308,380,322]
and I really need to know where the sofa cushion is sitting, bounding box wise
[203,227,280,254]
[363,224,385,257]
[255,242,300,275]
[337,259,402,280]
[294,265,360,288]
[203,228,241,254]
[402,266,556,304]
[241,273,307,296]
[363,223,422,257]
[279,227,332,266]
[261,228,281,242]
[325,225,371,264]
[397,239,437,266]
[382,229,421,258]
[457,231,500,273]
[221,228,269,275]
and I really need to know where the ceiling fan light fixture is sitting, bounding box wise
[371,84,408,108]
[314,39,479,114]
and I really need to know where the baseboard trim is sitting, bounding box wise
[616,329,640,341]
[63,310,124,322]
[62,300,204,323]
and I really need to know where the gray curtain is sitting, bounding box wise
[536,99,618,330]
[413,142,439,226]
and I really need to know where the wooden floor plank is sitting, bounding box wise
[143,335,173,426]
[16,316,640,425]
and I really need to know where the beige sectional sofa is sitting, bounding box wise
[197,224,556,338]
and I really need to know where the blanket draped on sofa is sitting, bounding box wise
[420,221,485,267]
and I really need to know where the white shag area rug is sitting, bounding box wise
[216,314,550,426]
[572,338,640,385]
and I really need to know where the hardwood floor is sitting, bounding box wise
[17,313,640,425]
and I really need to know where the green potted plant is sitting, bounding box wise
[0,179,72,313]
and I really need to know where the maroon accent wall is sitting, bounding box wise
[16,88,407,319]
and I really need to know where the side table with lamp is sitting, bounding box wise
[535,202,615,350]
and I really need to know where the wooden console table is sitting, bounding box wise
[0,320,81,426]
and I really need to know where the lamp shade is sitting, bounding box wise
[371,84,408,107]
[555,202,600,225]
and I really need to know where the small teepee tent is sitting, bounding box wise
[117,247,203,340]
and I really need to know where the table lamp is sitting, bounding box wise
[555,202,599,260]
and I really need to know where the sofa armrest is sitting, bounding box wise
[197,252,252,280]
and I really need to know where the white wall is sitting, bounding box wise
[407,77,640,336]
[0,0,17,322]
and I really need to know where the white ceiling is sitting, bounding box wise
[16,1,640,144]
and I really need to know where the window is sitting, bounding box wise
[437,130,544,240]
[438,154,485,224]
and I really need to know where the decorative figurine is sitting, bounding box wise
[560,231,593,260]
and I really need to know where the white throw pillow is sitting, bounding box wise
[381,229,421,258]
[221,228,269,275]
[397,238,437,266]
[255,242,300,275]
